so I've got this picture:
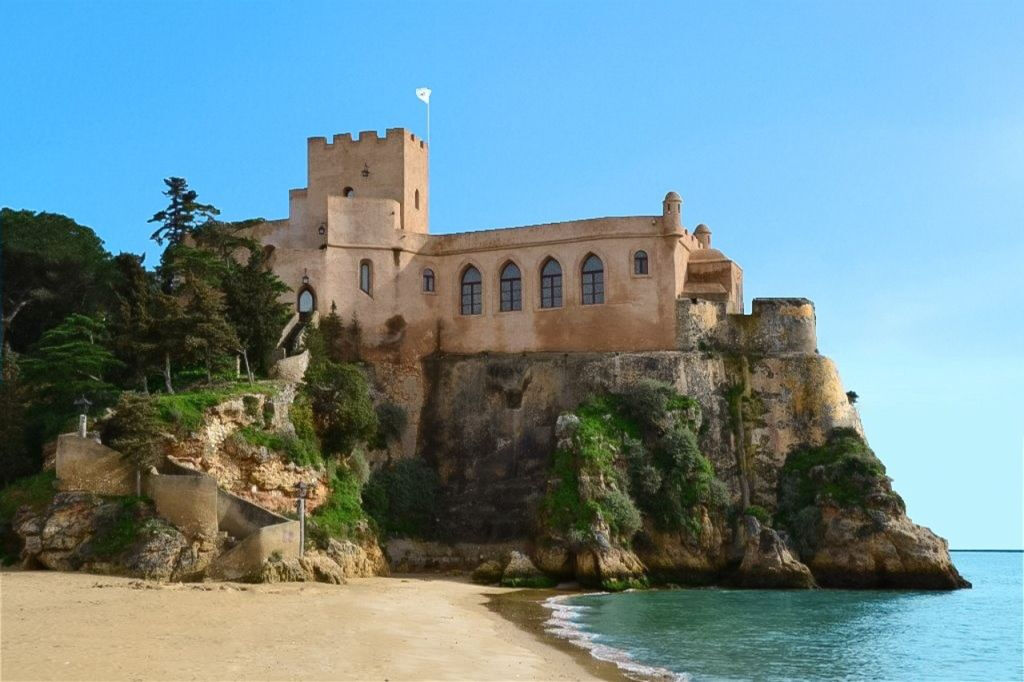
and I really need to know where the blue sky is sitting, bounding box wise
[2,1,1021,549]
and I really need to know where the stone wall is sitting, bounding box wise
[676,297,818,355]
[145,470,219,540]
[54,434,135,496]
[418,347,861,544]
[207,519,301,581]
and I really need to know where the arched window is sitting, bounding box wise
[499,262,522,312]
[422,268,435,293]
[343,187,355,198]
[359,260,372,296]
[460,266,482,315]
[298,288,315,313]
[540,258,563,309]
[581,254,604,305]
[415,189,420,210]
[634,250,649,275]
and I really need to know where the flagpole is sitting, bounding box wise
[416,87,432,146]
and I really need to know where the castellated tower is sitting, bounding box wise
[304,128,429,233]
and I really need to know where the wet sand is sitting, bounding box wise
[0,570,614,681]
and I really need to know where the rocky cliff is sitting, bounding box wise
[408,299,967,589]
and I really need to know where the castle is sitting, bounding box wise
[249,128,748,361]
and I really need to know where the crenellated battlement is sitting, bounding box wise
[308,127,427,151]
[676,297,817,355]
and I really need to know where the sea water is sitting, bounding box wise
[545,551,1023,681]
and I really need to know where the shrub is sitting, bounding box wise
[372,402,407,450]
[599,487,642,540]
[777,428,894,528]
[307,467,366,546]
[744,505,771,525]
[0,470,57,525]
[302,362,377,457]
[242,395,260,418]
[102,392,164,471]
[363,458,440,539]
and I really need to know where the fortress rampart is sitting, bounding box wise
[676,298,818,355]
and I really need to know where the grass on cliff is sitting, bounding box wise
[153,381,278,433]
[542,395,643,542]
[542,383,728,546]
[781,427,886,509]
[307,466,367,546]
[0,470,57,526]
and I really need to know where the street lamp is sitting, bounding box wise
[295,481,309,557]
[74,395,92,438]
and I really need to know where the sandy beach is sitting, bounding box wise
[0,571,611,681]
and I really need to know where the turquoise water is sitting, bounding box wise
[546,552,1023,681]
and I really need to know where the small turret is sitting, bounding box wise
[662,191,682,232]
[694,223,711,249]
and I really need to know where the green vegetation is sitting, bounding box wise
[744,505,771,525]
[102,392,164,474]
[542,382,729,548]
[152,382,276,432]
[777,428,900,528]
[307,466,367,545]
[303,360,377,458]
[542,395,641,543]
[601,576,649,592]
[362,458,440,539]
[0,470,56,526]
[238,423,323,469]
[83,496,177,560]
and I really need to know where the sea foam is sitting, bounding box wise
[543,594,688,682]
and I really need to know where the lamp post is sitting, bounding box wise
[295,481,308,557]
[74,396,92,438]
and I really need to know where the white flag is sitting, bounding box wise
[416,87,431,104]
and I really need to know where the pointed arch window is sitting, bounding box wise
[298,288,315,313]
[422,268,435,293]
[581,254,604,305]
[460,266,482,315]
[540,258,563,309]
[634,250,649,275]
[359,260,372,296]
[499,262,522,312]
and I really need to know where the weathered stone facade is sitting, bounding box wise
[249,128,743,364]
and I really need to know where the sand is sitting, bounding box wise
[0,571,609,681]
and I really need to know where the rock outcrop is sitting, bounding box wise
[15,492,206,581]
[777,428,969,589]
[789,505,968,589]
[254,552,347,584]
[728,516,816,589]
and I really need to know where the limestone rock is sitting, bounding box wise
[253,553,347,584]
[471,559,504,584]
[574,545,647,589]
[635,510,729,585]
[531,541,573,577]
[15,492,198,581]
[729,516,815,589]
[796,505,969,589]
[501,550,553,587]
[325,536,388,578]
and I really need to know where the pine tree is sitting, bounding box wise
[148,177,220,247]
[110,253,159,392]
[20,314,121,409]
[180,278,239,383]
[0,346,33,483]
[222,245,290,379]
[103,392,164,493]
